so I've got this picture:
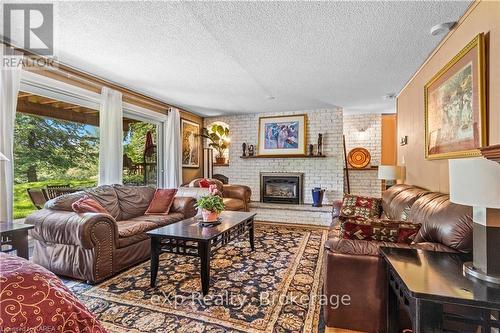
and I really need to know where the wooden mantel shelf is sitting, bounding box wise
[240,155,326,159]
[344,166,379,171]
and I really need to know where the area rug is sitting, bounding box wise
[70,223,328,333]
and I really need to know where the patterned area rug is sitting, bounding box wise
[70,223,328,333]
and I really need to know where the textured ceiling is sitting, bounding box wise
[48,1,470,116]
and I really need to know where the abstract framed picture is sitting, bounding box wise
[258,114,307,156]
[181,119,200,168]
[424,33,487,160]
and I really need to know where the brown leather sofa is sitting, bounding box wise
[188,178,252,211]
[25,185,197,283]
[323,184,473,332]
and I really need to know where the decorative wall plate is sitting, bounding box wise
[348,147,371,169]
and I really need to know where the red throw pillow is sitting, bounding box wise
[145,188,178,215]
[340,194,382,219]
[199,178,211,188]
[341,218,421,244]
[72,195,110,214]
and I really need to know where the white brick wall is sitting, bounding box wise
[343,114,382,198]
[205,108,344,204]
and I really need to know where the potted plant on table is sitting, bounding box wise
[199,124,230,165]
[196,185,225,222]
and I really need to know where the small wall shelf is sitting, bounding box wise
[344,166,379,171]
[213,163,230,167]
[240,155,327,159]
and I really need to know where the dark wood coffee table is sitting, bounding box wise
[0,222,34,259]
[147,211,257,295]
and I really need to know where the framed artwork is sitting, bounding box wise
[181,119,200,168]
[258,114,307,156]
[424,33,487,160]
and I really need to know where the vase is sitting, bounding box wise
[202,209,220,222]
[312,187,325,207]
[215,157,226,165]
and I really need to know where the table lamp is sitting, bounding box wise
[378,165,405,189]
[0,152,9,162]
[449,157,500,284]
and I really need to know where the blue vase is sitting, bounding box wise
[312,187,325,207]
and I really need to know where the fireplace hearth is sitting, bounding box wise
[260,172,304,204]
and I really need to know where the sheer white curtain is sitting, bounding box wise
[98,87,123,185]
[0,47,22,221]
[164,108,182,188]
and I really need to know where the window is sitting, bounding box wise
[14,92,99,218]
[122,116,158,187]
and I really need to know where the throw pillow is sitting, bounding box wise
[72,195,110,214]
[145,188,178,215]
[199,178,211,188]
[340,194,382,219]
[341,218,421,244]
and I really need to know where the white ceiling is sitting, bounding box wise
[46,1,471,116]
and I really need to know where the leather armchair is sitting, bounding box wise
[26,185,196,283]
[222,184,251,211]
[188,178,252,212]
[323,185,473,332]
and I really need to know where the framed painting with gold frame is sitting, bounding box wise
[181,118,200,168]
[258,114,307,156]
[424,33,487,160]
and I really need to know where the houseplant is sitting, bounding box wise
[199,124,230,165]
[196,185,225,222]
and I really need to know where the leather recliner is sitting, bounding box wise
[25,185,197,283]
[323,184,473,332]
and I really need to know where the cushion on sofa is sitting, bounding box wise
[382,185,429,221]
[411,193,473,252]
[117,220,158,238]
[85,185,121,220]
[44,191,86,211]
[341,218,421,244]
[189,178,224,194]
[113,184,155,220]
[71,195,110,214]
[199,178,211,188]
[325,237,457,257]
[145,188,178,215]
[129,212,185,227]
[340,194,382,219]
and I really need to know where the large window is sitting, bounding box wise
[14,92,99,218]
[13,73,165,219]
[122,116,158,187]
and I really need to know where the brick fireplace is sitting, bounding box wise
[260,172,304,204]
[205,108,345,205]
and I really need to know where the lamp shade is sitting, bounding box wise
[449,158,500,208]
[0,152,9,162]
[378,165,403,180]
